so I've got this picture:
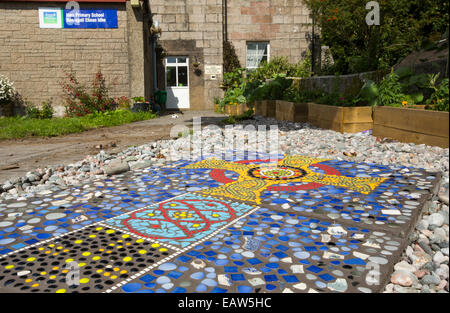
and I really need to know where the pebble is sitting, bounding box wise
[390,270,417,287]
[394,261,417,273]
[421,274,441,285]
[429,213,445,227]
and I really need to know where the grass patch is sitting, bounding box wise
[0,109,157,139]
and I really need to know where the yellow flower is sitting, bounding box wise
[402,101,408,107]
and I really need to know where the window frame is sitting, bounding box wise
[245,41,270,70]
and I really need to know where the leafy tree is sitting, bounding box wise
[303,0,449,74]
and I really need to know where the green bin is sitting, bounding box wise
[155,90,167,106]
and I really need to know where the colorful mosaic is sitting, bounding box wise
[182,156,388,204]
[104,194,257,248]
[115,208,403,294]
[0,153,441,293]
[0,225,174,293]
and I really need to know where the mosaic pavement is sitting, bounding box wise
[0,152,441,293]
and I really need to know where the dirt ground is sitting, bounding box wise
[0,111,226,183]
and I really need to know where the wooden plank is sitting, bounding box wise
[373,124,449,148]
[342,107,373,123]
[308,103,343,124]
[342,122,373,133]
[264,100,276,118]
[308,103,343,132]
[374,106,449,137]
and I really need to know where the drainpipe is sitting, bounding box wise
[152,32,158,92]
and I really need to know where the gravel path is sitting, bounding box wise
[1,115,448,293]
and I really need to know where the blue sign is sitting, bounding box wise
[63,9,118,29]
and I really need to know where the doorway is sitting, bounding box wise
[165,56,190,109]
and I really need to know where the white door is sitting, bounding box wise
[165,57,190,109]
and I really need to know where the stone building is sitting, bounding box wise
[0,0,312,113]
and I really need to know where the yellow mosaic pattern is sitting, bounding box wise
[182,155,387,204]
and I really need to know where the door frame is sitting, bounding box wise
[164,56,190,109]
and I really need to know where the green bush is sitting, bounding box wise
[303,0,449,74]
[426,74,449,111]
[25,99,54,119]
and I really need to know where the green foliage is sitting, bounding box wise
[223,41,242,73]
[358,80,379,106]
[303,0,450,74]
[425,74,449,111]
[221,109,254,125]
[0,109,156,139]
[25,99,54,119]
[132,96,146,103]
[377,70,408,107]
[246,56,311,83]
[222,68,245,91]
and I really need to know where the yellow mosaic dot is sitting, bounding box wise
[121,234,130,238]
[123,257,132,262]
[125,242,131,246]
[212,214,219,217]
[117,245,123,249]
[74,240,82,244]
[105,229,115,234]
[120,270,127,274]
[151,243,160,248]
[99,249,105,252]
[80,278,89,284]
[82,252,91,257]
[136,239,144,243]
[147,213,155,217]
[40,272,47,276]
[38,247,44,251]
[52,252,59,256]
[111,275,118,279]
[89,235,96,238]
[92,256,101,261]
[193,224,200,228]
[5,265,14,269]
[170,203,177,207]
[56,289,66,293]
[52,266,59,270]
[106,250,112,254]
[138,250,147,254]
[108,243,115,247]
[65,259,74,263]
[62,269,69,273]
[104,272,111,277]
[96,227,103,231]
[96,269,103,273]
[78,263,86,267]
[45,250,51,254]
[159,248,168,252]
[57,246,63,250]
[63,249,69,253]
[49,275,56,279]
[25,278,32,283]
[49,244,55,248]
[31,283,39,288]
[113,267,120,272]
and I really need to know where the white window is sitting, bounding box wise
[246,42,270,69]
